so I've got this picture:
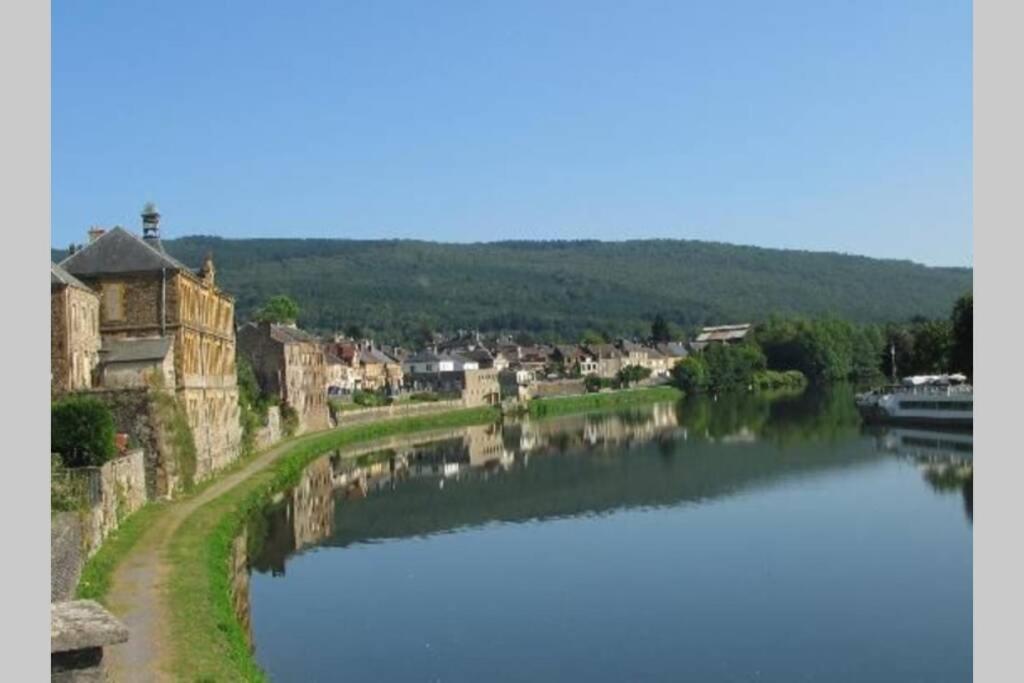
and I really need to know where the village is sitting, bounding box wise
[51,205,753,494]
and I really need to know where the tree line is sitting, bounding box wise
[670,292,972,394]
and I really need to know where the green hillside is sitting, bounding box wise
[52,237,971,343]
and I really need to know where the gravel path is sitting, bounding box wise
[102,432,319,681]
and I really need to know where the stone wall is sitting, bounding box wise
[73,449,148,556]
[253,406,282,451]
[51,512,84,602]
[334,398,468,426]
[532,379,587,398]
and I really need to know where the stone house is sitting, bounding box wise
[330,340,404,394]
[237,321,329,435]
[552,345,598,376]
[51,262,101,395]
[584,343,624,379]
[324,349,359,395]
[59,208,242,478]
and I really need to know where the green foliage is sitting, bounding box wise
[279,403,300,438]
[757,317,883,383]
[75,503,164,603]
[584,375,616,393]
[51,454,87,512]
[950,292,972,378]
[651,314,671,343]
[255,294,300,324]
[57,237,971,344]
[909,320,953,374]
[581,329,607,345]
[528,386,683,418]
[353,390,390,408]
[671,356,710,393]
[616,364,653,387]
[406,392,442,403]
[152,392,198,491]
[752,370,808,391]
[51,395,117,468]
[237,357,271,457]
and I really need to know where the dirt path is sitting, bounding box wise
[102,432,319,682]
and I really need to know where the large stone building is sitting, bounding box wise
[237,321,329,434]
[51,262,101,396]
[59,206,242,478]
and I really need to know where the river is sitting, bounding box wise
[234,387,972,682]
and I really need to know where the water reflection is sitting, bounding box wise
[231,388,973,676]
[866,425,973,522]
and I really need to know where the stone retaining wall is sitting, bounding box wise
[71,449,148,557]
[531,379,587,398]
[335,399,467,426]
[253,406,281,451]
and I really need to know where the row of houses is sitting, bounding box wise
[51,204,755,463]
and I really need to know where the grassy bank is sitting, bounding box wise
[165,406,499,681]
[74,502,166,603]
[528,385,683,418]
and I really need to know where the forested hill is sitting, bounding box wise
[51,237,971,343]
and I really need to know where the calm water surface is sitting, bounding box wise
[238,388,972,682]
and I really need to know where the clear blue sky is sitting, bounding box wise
[53,0,972,266]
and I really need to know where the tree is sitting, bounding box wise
[651,315,671,343]
[581,329,606,345]
[949,292,972,378]
[51,396,117,468]
[256,295,300,324]
[671,356,710,394]
[911,320,952,374]
[617,364,652,387]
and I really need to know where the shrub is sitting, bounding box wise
[280,402,300,438]
[671,355,710,394]
[51,395,117,467]
[51,454,87,512]
[353,390,389,408]
[616,364,652,388]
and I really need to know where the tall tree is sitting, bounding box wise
[949,292,973,378]
[256,295,300,324]
[651,314,671,343]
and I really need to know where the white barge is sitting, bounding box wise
[856,375,972,428]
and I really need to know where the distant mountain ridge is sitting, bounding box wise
[51,236,971,343]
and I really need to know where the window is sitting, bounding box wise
[104,284,125,322]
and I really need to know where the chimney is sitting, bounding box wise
[87,226,106,243]
[141,202,163,251]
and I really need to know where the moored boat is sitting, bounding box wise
[855,375,972,428]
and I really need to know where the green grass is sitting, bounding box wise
[165,406,500,681]
[527,385,683,418]
[75,502,166,604]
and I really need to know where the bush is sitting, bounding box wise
[407,392,441,403]
[280,402,300,438]
[616,364,652,388]
[51,395,117,468]
[584,375,615,393]
[671,356,710,394]
[752,370,808,391]
[353,390,389,408]
[51,454,86,512]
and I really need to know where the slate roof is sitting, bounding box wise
[60,226,194,278]
[694,324,752,343]
[100,336,173,364]
[51,262,94,292]
[656,342,690,358]
[267,324,321,345]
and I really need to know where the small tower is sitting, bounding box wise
[141,202,163,250]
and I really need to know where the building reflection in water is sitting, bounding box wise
[233,388,971,637]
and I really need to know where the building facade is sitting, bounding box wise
[51,262,101,396]
[59,208,242,478]
[237,322,329,434]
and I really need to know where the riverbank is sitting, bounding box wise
[164,406,499,680]
[527,385,683,418]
